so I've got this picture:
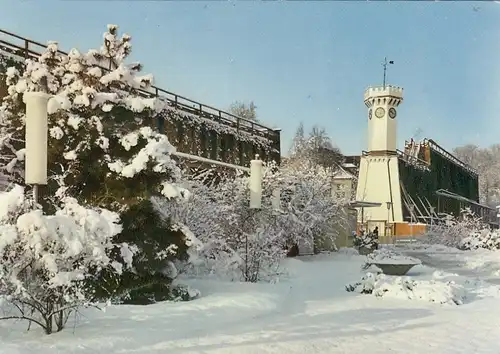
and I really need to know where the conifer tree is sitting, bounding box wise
[0,25,193,303]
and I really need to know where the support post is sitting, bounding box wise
[33,184,39,205]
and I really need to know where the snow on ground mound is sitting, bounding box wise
[462,278,500,299]
[3,251,500,353]
[346,272,466,305]
[432,269,459,279]
[403,242,500,280]
[399,242,454,253]
[430,267,500,300]
[366,248,422,265]
[463,250,500,276]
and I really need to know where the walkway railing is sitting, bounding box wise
[0,28,279,145]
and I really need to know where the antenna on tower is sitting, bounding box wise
[382,57,394,88]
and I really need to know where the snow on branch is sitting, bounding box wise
[0,185,135,334]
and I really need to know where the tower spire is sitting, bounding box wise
[382,57,394,88]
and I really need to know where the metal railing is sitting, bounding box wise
[0,28,279,145]
[424,139,478,177]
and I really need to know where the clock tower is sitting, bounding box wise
[356,84,405,236]
[364,85,403,153]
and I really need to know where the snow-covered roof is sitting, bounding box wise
[333,168,354,180]
[342,162,357,169]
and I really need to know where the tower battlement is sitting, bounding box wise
[364,85,404,102]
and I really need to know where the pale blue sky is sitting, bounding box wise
[1,1,500,155]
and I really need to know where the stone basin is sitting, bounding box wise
[367,262,420,276]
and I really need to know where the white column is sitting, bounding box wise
[23,92,50,185]
[249,155,263,209]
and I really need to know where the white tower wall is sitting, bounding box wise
[356,85,405,235]
[364,86,403,152]
[356,155,404,224]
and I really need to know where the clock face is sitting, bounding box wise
[368,109,372,120]
[389,107,397,119]
[375,107,385,118]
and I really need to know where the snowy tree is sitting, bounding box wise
[153,164,289,282]
[0,25,193,304]
[0,185,134,334]
[220,160,346,277]
[228,101,258,121]
[278,159,347,253]
[288,123,343,168]
[288,122,307,156]
[308,125,333,151]
[454,144,500,206]
[151,178,239,279]
[215,164,288,282]
[164,167,287,282]
[153,158,347,282]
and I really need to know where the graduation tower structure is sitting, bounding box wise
[355,84,494,236]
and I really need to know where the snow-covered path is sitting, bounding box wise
[2,252,500,354]
[401,245,500,284]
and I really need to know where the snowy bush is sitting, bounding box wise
[154,164,287,283]
[151,180,242,280]
[425,208,488,248]
[203,165,289,283]
[346,272,467,305]
[169,284,201,302]
[353,232,378,251]
[459,228,500,251]
[153,158,347,283]
[277,159,347,253]
[0,25,193,304]
[0,185,134,334]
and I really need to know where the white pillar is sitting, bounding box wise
[23,92,50,185]
[249,155,263,209]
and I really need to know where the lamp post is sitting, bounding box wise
[409,204,415,244]
[430,206,436,229]
[23,91,51,206]
[386,201,393,244]
[245,154,263,280]
[249,155,263,210]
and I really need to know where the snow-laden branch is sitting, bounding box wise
[0,185,135,334]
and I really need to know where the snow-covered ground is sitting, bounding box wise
[402,243,500,284]
[2,247,500,354]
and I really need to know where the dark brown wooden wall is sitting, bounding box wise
[161,119,280,168]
